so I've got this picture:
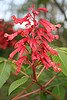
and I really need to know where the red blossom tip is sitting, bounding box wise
[55,24,61,28]
[32,10,39,15]
[54,35,59,40]
[38,8,48,12]
[11,15,16,20]
[4,33,9,37]
[53,66,62,72]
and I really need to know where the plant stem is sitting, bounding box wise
[12,74,58,100]
[14,85,60,100]
[12,82,34,100]
[13,62,60,100]
[13,88,40,100]
[20,70,29,78]
[44,75,56,87]
[37,67,45,79]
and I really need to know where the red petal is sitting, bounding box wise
[38,8,48,12]
[32,10,39,15]
[9,47,22,59]
[55,24,61,28]
[15,56,26,75]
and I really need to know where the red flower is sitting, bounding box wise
[9,46,22,59]
[4,29,23,40]
[15,56,26,75]
[55,24,61,28]
[5,6,61,74]
[0,19,16,49]
[38,8,48,12]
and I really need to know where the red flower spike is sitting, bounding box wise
[6,5,62,74]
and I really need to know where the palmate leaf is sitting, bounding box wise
[9,76,28,95]
[0,60,11,88]
[52,48,67,76]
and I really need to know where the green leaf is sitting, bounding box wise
[58,47,67,53]
[51,49,67,76]
[26,45,31,53]
[9,76,28,95]
[40,92,46,100]
[46,74,67,89]
[52,86,65,100]
[0,61,11,88]
[0,57,6,63]
[58,50,67,76]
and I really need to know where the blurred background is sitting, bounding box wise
[0,0,67,46]
[0,0,67,100]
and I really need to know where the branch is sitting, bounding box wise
[14,84,60,100]
[12,75,58,100]
[12,82,34,100]
[13,88,40,100]
[54,0,67,21]
[37,67,45,79]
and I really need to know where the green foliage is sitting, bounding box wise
[0,59,11,88]
[52,86,65,100]
[58,50,67,76]
[51,48,67,76]
[47,74,67,89]
[9,76,28,95]
[39,92,46,100]
[0,57,6,63]
[0,47,67,99]
[58,47,67,53]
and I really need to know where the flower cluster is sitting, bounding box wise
[0,19,16,49]
[5,6,62,75]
